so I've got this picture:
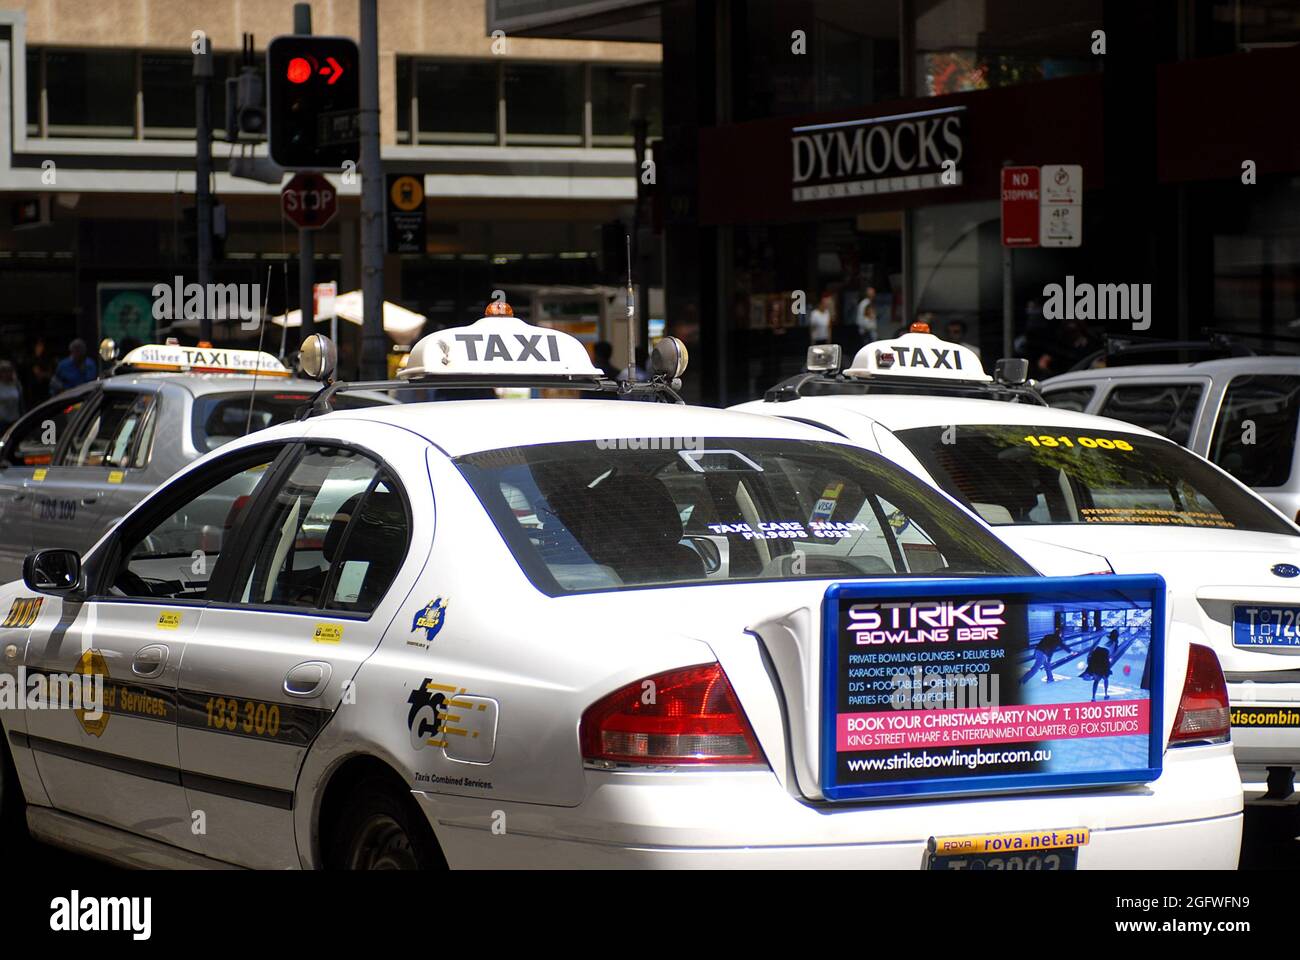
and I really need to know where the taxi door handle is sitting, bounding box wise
[284,661,332,699]
[132,643,169,679]
[80,494,102,506]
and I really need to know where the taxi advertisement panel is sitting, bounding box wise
[821,575,1165,801]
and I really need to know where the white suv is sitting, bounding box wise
[1042,357,1300,523]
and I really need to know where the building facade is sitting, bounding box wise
[502,0,1300,405]
[0,0,660,385]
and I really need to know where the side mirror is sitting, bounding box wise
[650,336,689,380]
[994,357,1030,385]
[23,549,82,594]
[299,334,338,383]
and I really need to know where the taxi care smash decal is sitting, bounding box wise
[409,597,449,648]
[820,575,1164,801]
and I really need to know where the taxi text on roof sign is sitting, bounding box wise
[843,330,990,383]
[121,344,290,377]
[400,309,603,380]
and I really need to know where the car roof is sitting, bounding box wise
[1045,354,1300,386]
[312,397,842,457]
[732,393,1165,438]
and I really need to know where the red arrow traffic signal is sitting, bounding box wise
[321,57,344,85]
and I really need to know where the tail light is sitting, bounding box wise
[580,663,765,766]
[1170,643,1231,745]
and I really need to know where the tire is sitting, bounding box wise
[331,776,445,870]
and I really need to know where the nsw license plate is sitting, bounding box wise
[1233,605,1300,648]
[926,828,1087,871]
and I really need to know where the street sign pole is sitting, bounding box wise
[359,0,387,381]
[1000,163,1041,361]
[295,3,315,343]
[1002,245,1014,361]
[194,45,214,343]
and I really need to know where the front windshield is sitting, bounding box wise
[456,437,1032,595]
[897,423,1295,534]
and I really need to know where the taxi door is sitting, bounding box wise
[0,388,94,582]
[32,388,155,558]
[177,426,431,868]
[22,442,285,856]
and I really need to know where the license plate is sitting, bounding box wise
[1233,605,1300,648]
[928,848,1079,870]
[926,828,1088,871]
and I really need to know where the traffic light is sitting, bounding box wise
[267,35,360,170]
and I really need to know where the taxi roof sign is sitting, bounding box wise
[120,343,290,377]
[843,331,990,383]
[400,312,603,381]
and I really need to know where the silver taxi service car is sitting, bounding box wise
[0,309,1240,869]
[0,342,393,585]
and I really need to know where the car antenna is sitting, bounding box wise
[625,233,635,390]
[245,263,273,435]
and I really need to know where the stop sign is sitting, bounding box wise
[281,172,338,229]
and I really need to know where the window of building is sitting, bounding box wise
[591,65,662,144]
[416,60,499,144]
[913,0,1102,98]
[398,57,660,148]
[44,49,136,138]
[28,47,246,141]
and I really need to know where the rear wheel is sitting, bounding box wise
[332,776,444,870]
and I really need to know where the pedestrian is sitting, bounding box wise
[1021,630,1072,684]
[0,361,22,433]
[809,291,833,345]
[24,336,54,403]
[592,340,619,380]
[944,319,981,356]
[854,286,878,344]
[49,338,98,395]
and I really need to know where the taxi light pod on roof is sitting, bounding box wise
[843,331,991,383]
[120,343,290,377]
[400,313,603,380]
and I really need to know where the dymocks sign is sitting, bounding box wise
[791,106,965,203]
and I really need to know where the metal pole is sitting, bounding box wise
[300,229,315,341]
[630,83,649,362]
[1002,245,1014,359]
[359,0,387,381]
[295,4,315,344]
[194,46,213,342]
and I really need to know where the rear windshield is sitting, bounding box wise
[1209,374,1300,488]
[897,423,1294,534]
[193,392,386,451]
[455,438,1033,596]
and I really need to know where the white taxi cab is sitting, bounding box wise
[0,307,1240,869]
[733,327,1300,803]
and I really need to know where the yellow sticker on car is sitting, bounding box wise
[313,623,344,644]
[2,597,43,629]
[929,828,1090,857]
[157,611,182,630]
[32,468,47,482]
[107,470,125,484]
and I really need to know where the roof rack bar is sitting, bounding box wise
[298,373,681,419]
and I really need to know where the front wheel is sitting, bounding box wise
[333,777,444,870]
[0,729,27,839]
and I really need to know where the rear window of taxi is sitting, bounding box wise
[897,423,1294,533]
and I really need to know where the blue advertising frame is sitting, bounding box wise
[820,575,1166,802]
